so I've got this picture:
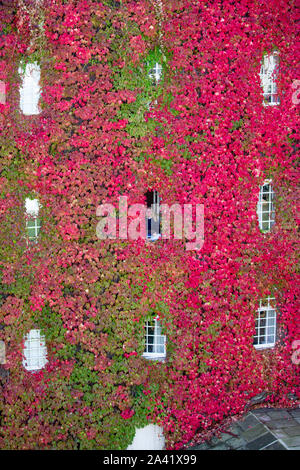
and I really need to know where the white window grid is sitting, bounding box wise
[26,217,41,242]
[23,329,47,372]
[19,62,41,115]
[148,62,162,85]
[254,297,276,349]
[143,318,166,359]
[25,197,41,243]
[146,190,161,241]
[259,52,280,106]
[257,181,275,232]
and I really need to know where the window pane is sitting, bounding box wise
[19,62,41,115]
[148,62,162,85]
[23,329,47,371]
[267,327,275,335]
[259,335,266,345]
[27,227,36,238]
[27,220,36,228]
[254,298,277,348]
[144,320,166,358]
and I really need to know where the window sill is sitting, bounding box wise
[23,365,47,372]
[142,354,166,362]
[263,102,280,107]
[254,344,275,350]
[146,234,161,242]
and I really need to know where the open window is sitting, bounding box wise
[254,297,277,349]
[145,190,161,241]
[259,52,280,106]
[142,318,166,361]
[23,329,47,371]
[25,198,41,243]
[19,62,41,115]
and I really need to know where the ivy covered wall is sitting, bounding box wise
[0,0,299,450]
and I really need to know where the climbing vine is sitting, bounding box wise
[0,0,299,450]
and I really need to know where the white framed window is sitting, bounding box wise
[259,52,280,106]
[146,190,161,241]
[257,181,275,232]
[148,62,162,85]
[0,80,6,104]
[254,297,276,349]
[19,62,41,115]
[25,198,41,243]
[0,340,6,364]
[26,218,41,242]
[143,318,166,360]
[23,329,47,371]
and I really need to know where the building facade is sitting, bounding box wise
[0,0,299,450]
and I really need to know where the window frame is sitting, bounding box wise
[257,180,275,233]
[254,297,277,349]
[22,329,48,372]
[26,217,42,243]
[259,51,280,107]
[142,317,166,360]
[0,340,6,365]
[19,61,41,116]
[146,190,161,242]
[148,62,162,85]
[0,80,6,105]
[25,197,41,244]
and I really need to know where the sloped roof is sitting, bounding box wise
[189,407,300,450]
